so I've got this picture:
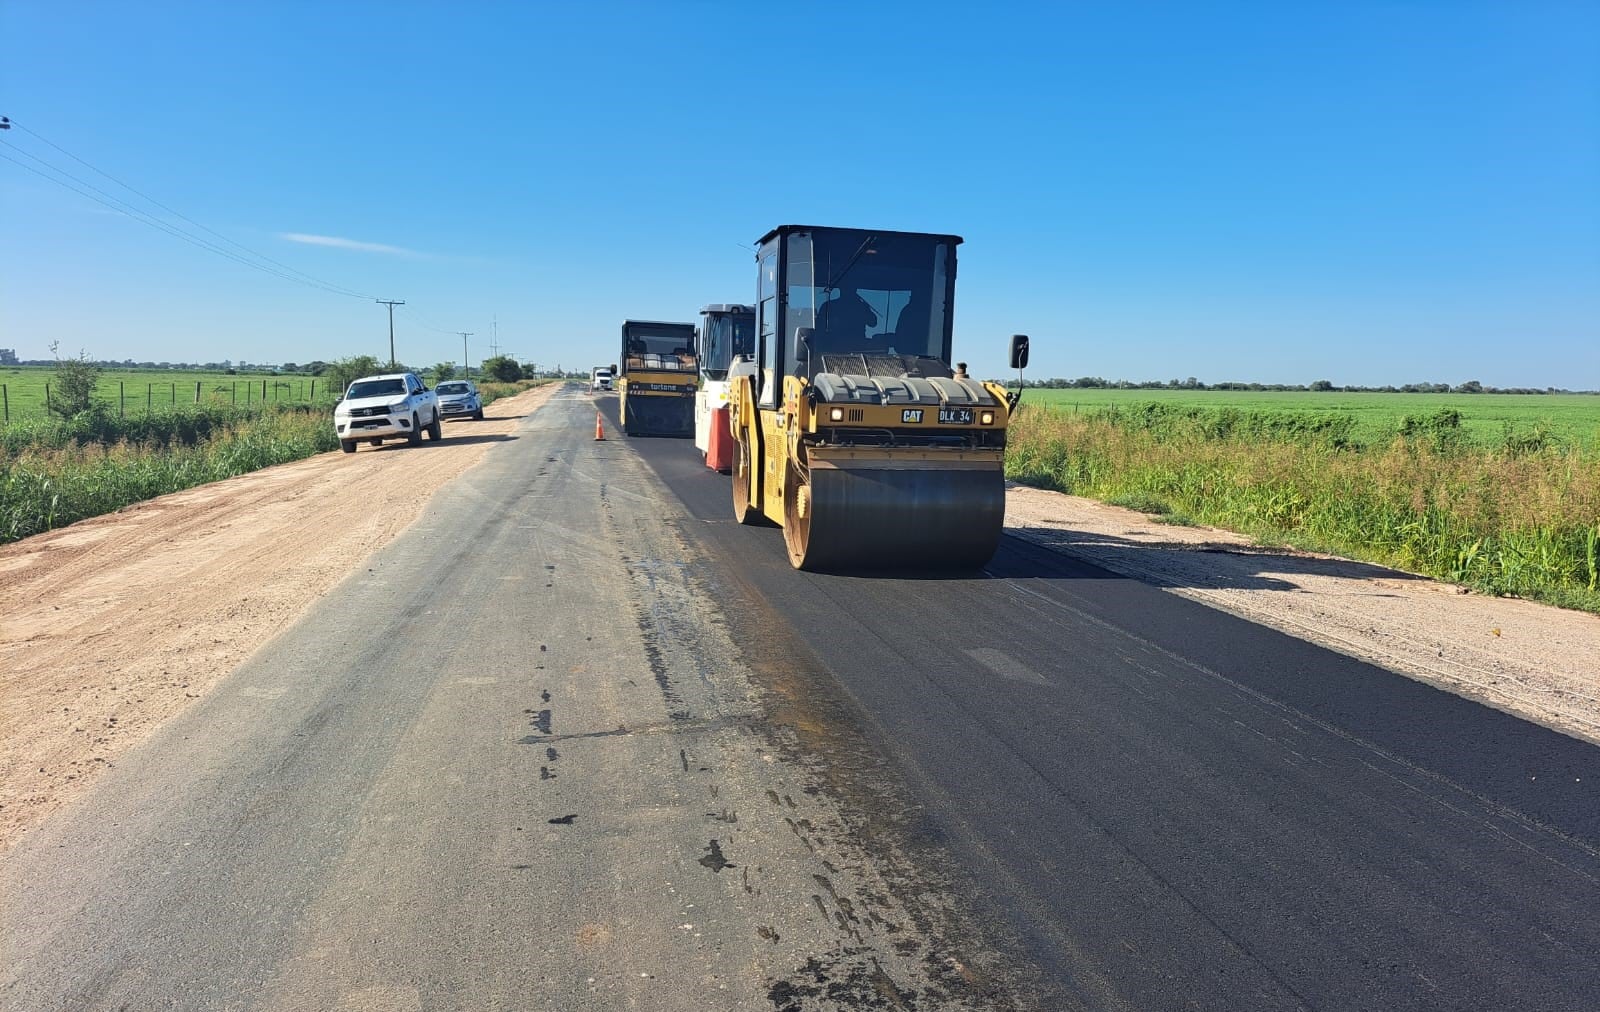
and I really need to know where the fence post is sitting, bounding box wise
[262,379,268,402]
[246,382,251,406]
[195,381,201,404]
[2,384,7,423]
[45,382,50,414]
[232,381,237,405]
[120,381,125,418]
[171,382,176,406]
[310,379,315,401]
[147,383,152,414]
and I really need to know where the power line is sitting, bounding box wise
[7,118,371,298]
[0,149,371,300]
[0,115,374,300]
[406,306,463,335]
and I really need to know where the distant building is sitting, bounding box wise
[0,348,17,365]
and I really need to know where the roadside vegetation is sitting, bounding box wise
[1,405,340,543]
[1006,401,1600,613]
[1,353,550,544]
[1023,388,1600,449]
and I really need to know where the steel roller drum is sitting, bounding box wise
[624,395,694,437]
[784,448,1005,571]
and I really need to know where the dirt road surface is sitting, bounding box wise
[0,382,558,848]
[4,381,1597,852]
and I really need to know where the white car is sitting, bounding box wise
[435,380,484,421]
[334,372,443,452]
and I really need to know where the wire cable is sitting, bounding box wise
[0,116,375,300]
[0,149,376,300]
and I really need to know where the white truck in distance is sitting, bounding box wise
[334,372,443,453]
[591,367,613,391]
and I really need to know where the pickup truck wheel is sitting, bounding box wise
[473,409,484,421]
[340,440,357,454]
[407,414,423,446]
[369,438,382,446]
[428,414,443,441]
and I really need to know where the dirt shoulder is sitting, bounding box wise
[0,383,561,850]
[1005,482,1600,747]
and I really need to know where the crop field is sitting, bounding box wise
[1007,396,1600,613]
[0,366,331,422]
[1023,389,1600,450]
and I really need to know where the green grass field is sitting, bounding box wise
[1023,389,1600,450]
[0,366,332,422]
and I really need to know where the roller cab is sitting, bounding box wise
[618,319,697,437]
[728,224,1028,571]
[695,304,754,471]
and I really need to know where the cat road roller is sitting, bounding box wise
[618,319,697,437]
[727,224,1029,571]
[695,303,754,472]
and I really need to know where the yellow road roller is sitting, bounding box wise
[727,224,1029,571]
[618,319,697,437]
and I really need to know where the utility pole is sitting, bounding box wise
[376,299,405,369]
[458,332,474,378]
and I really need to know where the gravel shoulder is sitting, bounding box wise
[1005,482,1600,747]
[4,394,1595,855]
[0,383,559,850]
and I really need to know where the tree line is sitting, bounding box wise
[1018,377,1593,395]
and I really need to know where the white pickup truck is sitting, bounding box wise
[333,372,443,453]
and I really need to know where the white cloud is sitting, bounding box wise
[278,232,421,257]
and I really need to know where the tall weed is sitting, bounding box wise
[1,406,338,543]
[1008,403,1600,613]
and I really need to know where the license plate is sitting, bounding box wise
[938,407,974,425]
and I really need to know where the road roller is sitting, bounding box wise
[727,224,1030,571]
[694,303,754,472]
[618,319,697,437]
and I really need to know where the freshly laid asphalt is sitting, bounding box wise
[4,385,1597,1011]
[608,394,1600,1012]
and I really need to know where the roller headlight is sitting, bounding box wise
[828,406,845,422]
[980,410,996,425]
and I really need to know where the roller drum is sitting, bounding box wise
[784,451,1005,571]
[623,394,693,438]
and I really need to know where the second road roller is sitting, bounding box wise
[618,319,697,437]
[727,224,1029,571]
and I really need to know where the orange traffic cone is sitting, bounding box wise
[594,412,605,440]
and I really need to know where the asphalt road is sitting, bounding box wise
[5,386,1598,1011]
[1,387,1044,1012]
[606,393,1600,1012]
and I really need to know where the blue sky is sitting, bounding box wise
[2,1,1596,387]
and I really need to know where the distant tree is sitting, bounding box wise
[1309,379,1335,391]
[430,362,457,383]
[481,355,523,382]
[323,354,383,398]
[47,342,101,417]
[1456,380,1484,394]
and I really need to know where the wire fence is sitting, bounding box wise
[0,378,338,424]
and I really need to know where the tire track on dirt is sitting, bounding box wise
[0,383,561,849]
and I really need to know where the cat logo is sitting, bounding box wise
[901,408,924,423]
